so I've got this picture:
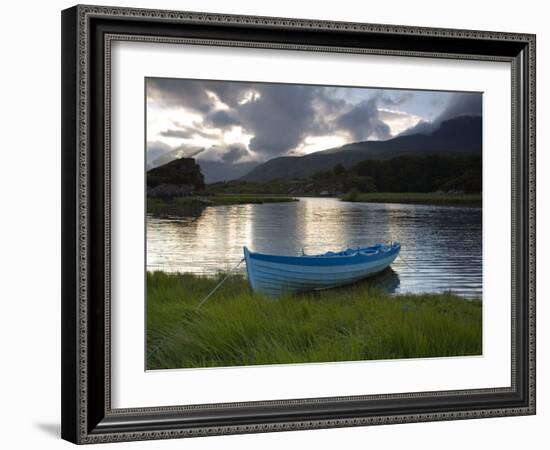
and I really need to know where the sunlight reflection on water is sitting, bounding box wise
[147,197,482,298]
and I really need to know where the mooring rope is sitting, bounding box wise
[397,252,415,270]
[147,257,246,362]
[196,258,245,309]
[149,245,412,359]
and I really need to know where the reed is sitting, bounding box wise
[146,271,482,369]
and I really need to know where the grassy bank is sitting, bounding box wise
[340,192,482,206]
[204,193,297,205]
[148,194,297,216]
[147,272,482,370]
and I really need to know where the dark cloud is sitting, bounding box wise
[237,84,318,156]
[160,129,195,139]
[220,143,250,163]
[148,79,331,156]
[160,125,218,140]
[336,99,391,141]
[148,79,398,155]
[146,78,215,113]
[148,78,473,159]
[207,82,250,108]
[309,93,348,133]
[204,110,241,129]
[194,143,252,163]
[148,78,255,114]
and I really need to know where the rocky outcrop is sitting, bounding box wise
[147,157,205,198]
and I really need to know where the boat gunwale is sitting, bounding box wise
[244,243,401,267]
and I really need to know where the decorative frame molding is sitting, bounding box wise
[61,4,536,444]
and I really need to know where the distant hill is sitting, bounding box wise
[197,160,259,183]
[212,154,481,197]
[241,115,481,182]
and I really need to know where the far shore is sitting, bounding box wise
[339,192,482,207]
[147,194,297,215]
[147,191,481,216]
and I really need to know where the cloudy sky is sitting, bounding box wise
[146,78,481,165]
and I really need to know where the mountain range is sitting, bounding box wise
[240,115,481,182]
[195,160,259,183]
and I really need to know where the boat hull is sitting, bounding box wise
[244,243,400,297]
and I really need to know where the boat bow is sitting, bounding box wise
[243,242,400,297]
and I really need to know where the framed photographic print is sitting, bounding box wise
[61,4,536,444]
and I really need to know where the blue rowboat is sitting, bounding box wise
[243,242,400,297]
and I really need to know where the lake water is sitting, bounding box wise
[147,197,482,298]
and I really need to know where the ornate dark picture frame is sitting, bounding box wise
[61,4,536,444]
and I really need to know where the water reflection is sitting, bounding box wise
[147,197,482,298]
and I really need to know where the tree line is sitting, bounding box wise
[313,154,481,193]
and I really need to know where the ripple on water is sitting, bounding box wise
[147,198,482,299]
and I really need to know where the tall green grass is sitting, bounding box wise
[146,272,482,369]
